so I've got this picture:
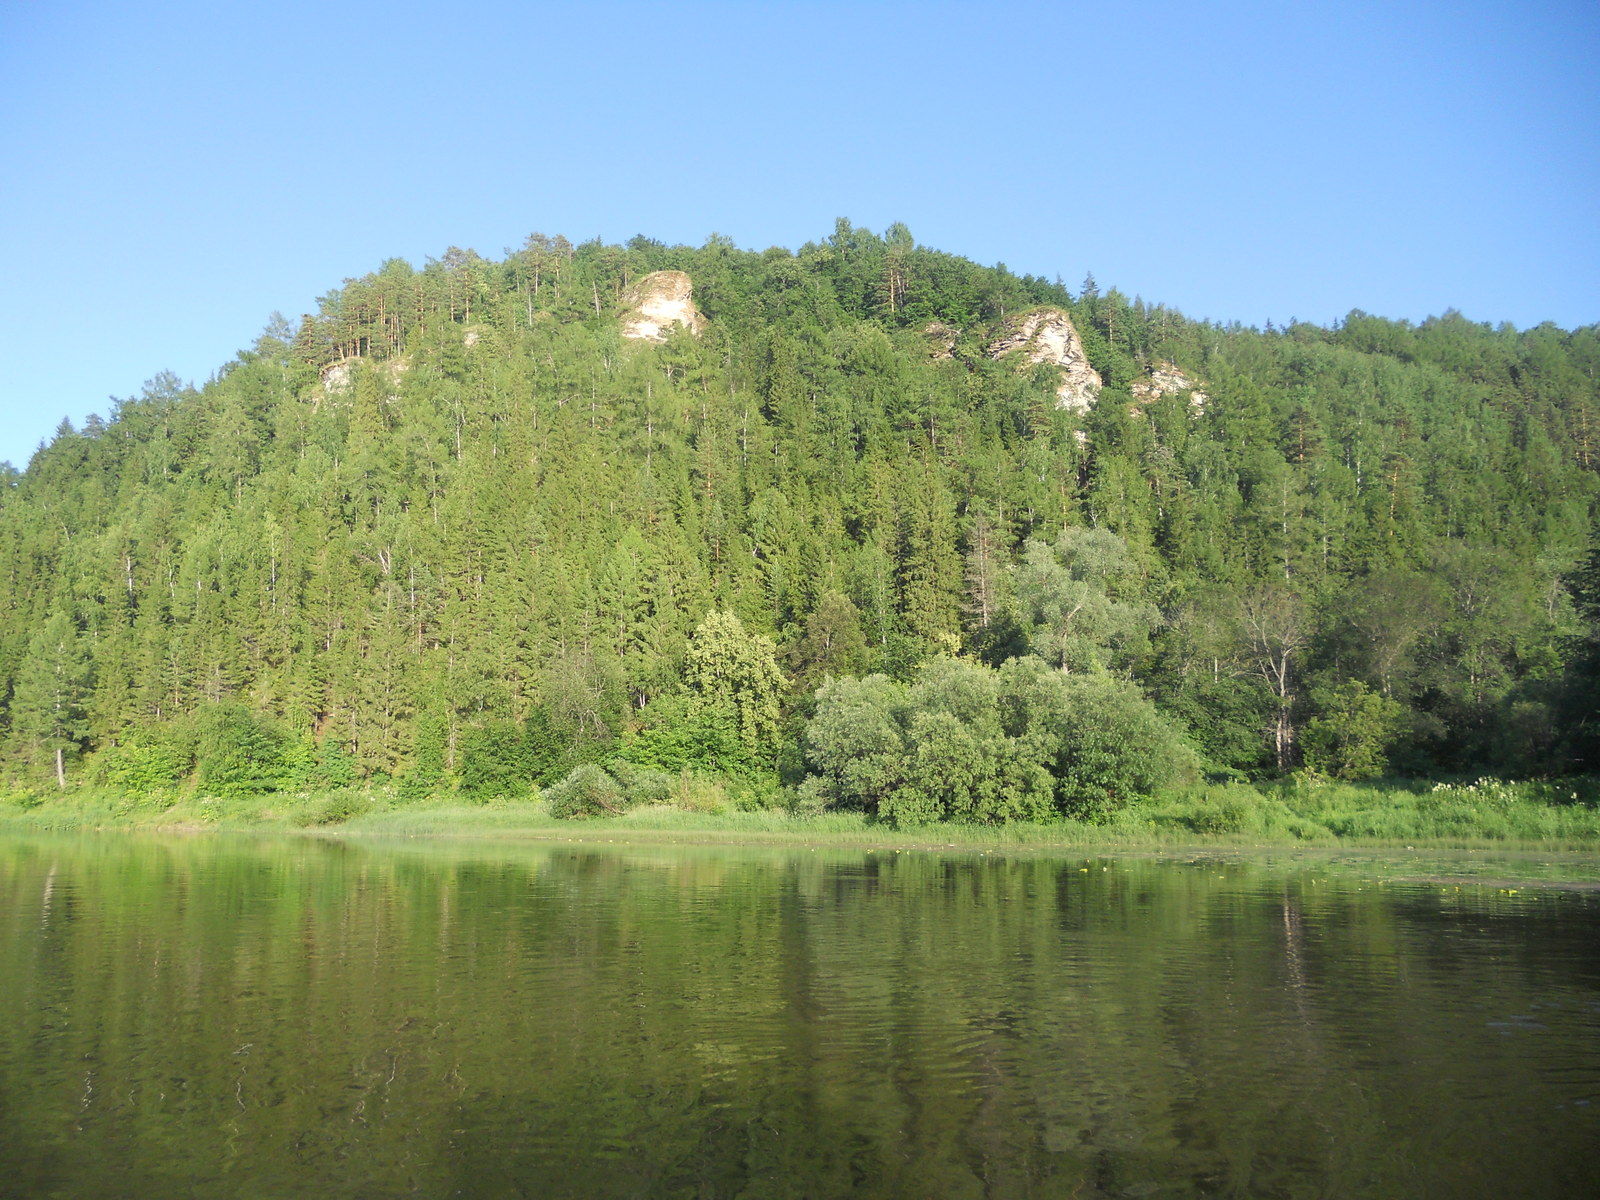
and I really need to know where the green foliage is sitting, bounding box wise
[293,789,371,826]
[10,609,92,785]
[623,693,746,776]
[804,655,1190,825]
[458,720,535,799]
[1183,791,1256,835]
[521,707,567,785]
[1163,675,1277,776]
[789,591,870,695]
[1014,528,1157,674]
[193,704,292,796]
[608,759,674,806]
[681,610,786,769]
[999,659,1198,821]
[308,740,359,789]
[803,674,910,813]
[544,764,628,819]
[93,728,192,794]
[1126,775,1600,844]
[1301,681,1406,780]
[400,715,448,799]
[540,652,627,764]
[1,785,45,811]
[1562,530,1600,768]
[0,221,1595,810]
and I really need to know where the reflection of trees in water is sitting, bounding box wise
[1,840,1597,1197]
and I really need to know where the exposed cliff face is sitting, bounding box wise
[986,308,1102,412]
[620,270,706,342]
[1130,362,1207,411]
[320,356,408,395]
[320,361,356,394]
[922,320,958,360]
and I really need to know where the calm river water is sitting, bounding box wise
[1,833,1596,1198]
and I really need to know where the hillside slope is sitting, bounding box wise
[2,221,1596,801]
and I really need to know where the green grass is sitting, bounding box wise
[1126,775,1600,850]
[3,775,1598,852]
[0,784,379,832]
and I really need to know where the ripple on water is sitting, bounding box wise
[1,836,1598,1198]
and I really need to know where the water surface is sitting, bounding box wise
[1,834,1596,1198]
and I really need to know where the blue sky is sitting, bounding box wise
[1,0,1595,469]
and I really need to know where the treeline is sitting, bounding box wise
[1,221,1597,818]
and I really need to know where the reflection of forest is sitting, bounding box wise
[1,836,1596,1198]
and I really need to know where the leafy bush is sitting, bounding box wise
[1,785,44,810]
[544,765,628,819]
[624,694,748,776]
[293,790,372,826]
[803,673,909,812]
[193,705,292,796]
[804,655,1193,826]
[878,785,943,826]
[1000,659,1197,822]
[94,728,192,794]
[673,771,733,814]
[399,714,449,800]
[1186,793,1253,834]
[1301,681,1404,780]
[280,736,359,791]
[610,760,673,805]
[458,721,536,799]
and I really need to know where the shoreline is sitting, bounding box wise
[6,796,1600,859]
[6,799,1600,889]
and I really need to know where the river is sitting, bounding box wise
[1,833,1596,1197]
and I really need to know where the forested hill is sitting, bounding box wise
[3,221,1598,806]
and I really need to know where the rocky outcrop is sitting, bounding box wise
[620,270,706,342]
[319,356,407,397]
[320,361,357,394]
[922,321,958,360]
[1130,362,1207,411]
[985,308,1102,412]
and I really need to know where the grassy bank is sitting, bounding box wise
[3,774,1599,851]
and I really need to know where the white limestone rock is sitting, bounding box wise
[986,308,1102,412]
[922,320,958,360]
[620,270,706,342]
[318,356,406,399]
[320,361,355,394]
[1130,362,1207,411]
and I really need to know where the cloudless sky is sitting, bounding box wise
[1,0,1595,468]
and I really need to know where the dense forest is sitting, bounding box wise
[2,221,1597,820]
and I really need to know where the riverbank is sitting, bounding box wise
[4,775,1599,852]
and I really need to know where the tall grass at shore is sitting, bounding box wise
[3,774,1598,850]
[1131,775,1600,847]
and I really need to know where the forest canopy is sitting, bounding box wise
[1,221,1596,818]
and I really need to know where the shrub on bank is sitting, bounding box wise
[804,656,1196,826]
[534,760,664,816]
[291,789,373,827]
[544,765,628,818]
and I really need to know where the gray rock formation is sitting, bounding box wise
[1130,362,1207,411]
[620,270,706,342]
[922,320,958,360]
[985,308,1102,411]
[320,361,356,394]
[319,356,406,399]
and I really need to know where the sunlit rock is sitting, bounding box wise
[986,308,1102,411]
[1130,362,1207,412]
[922,320,958,360]
[621,271,706,342]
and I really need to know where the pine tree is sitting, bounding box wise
[12,609,92,787]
